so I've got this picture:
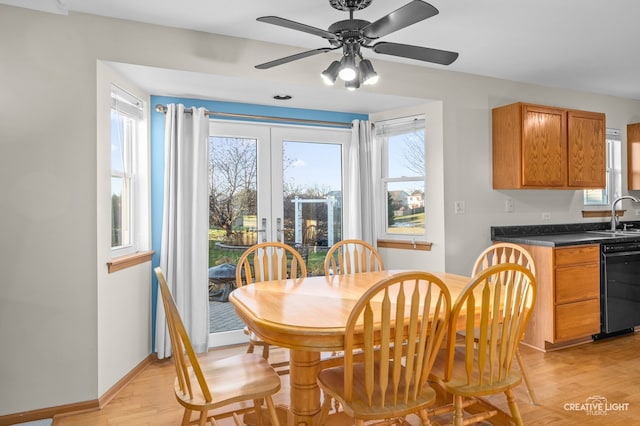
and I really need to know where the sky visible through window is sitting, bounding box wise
[283,134,421,191]
[388,133,422,178]
[284,141,341,191]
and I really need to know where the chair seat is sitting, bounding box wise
[175,353,281,411]
[430,347,522,398]
[318,362,437,420]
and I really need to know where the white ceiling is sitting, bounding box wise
[6,0,640,111]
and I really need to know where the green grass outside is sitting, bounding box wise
[208,229,327,276]
[389,212,425,235]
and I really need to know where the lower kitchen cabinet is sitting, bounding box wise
[515,243,601,351]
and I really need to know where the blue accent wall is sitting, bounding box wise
[150,95,368,350]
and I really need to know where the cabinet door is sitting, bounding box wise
[555,298,601,341]
[628,123,640,190]
[521,105,567,187]
[567,110,605,188]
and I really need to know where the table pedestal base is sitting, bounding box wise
[288,349,321,425]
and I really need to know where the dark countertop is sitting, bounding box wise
[491,222,640,247]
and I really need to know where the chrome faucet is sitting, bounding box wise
[611,195,640,231]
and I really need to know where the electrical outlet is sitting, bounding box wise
[505,199,514,213]
[542,212,551,220]
[454,201,465,215]
[635,209,640,216]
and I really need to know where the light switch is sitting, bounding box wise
[505,199,514,213]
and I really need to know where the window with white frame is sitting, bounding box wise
[110,85,144,255]
[584,128,622,206]
[377,115,426,238]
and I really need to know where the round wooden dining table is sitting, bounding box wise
[229,269,470,426]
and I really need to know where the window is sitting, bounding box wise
[377,116,426,238]
[584,128,622,206]
[110,85,144,255]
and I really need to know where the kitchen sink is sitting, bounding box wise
[587,230,640,236]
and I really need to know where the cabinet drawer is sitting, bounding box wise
[555,298,600,341]
[555,263,600,304]
[555,245,599,266]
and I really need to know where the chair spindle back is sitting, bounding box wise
[236,241,307,285]
[472,242,536,276]
[446,263,536,387]
[324,239,384,276]
[343,271,451,408]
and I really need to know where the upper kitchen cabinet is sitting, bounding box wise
[628,123,640,190]
[492,102,605,189]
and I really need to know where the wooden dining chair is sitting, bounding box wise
[316,271,452,426]
[154,267,281,426]
[323,239,384,276]
[469,242,538,405]
[431,263,536,426]
[235,241,308,374]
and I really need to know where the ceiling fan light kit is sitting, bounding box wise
[255,0,459,90]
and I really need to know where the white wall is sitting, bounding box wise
[1,7,99,413]
[2,4,640,415]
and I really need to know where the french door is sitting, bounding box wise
[207,120,350,346]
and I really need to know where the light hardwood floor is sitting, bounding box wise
[54,333,640,425]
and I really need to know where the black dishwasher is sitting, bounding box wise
[598,241,640,337]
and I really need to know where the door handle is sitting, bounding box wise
[256,218,267,243]
[276,217,283,242]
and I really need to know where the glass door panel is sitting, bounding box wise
[208,122,268,347]
[274,134,344,276]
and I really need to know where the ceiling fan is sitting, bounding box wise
[255,0,459,90]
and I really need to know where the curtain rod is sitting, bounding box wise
[155,104,352,129]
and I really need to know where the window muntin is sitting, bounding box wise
[378,116,426,238]
[110,85,143,254]
[584,129,621,206]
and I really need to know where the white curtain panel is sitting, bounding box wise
[156,104,210,358]
[345,120,377,244]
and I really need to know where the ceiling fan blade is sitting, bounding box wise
[363,1,439,39]
[255,47,334,69]
[372,41,458,65]
[257,16,338,40]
